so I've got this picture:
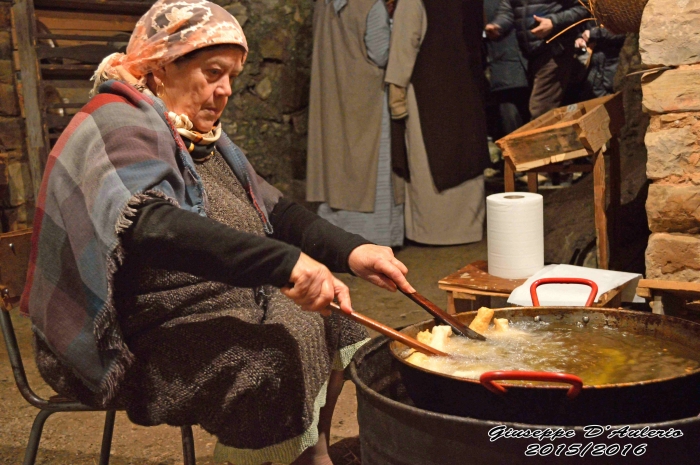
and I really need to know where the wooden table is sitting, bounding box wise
[496,93,625,270]
[438,260,626,314]
[636,279,700,316]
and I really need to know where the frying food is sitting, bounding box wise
[468,307,494,334]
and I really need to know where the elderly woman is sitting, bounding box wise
[21,1,413,464]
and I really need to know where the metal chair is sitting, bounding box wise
[0,229,196,465]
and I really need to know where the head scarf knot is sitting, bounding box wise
[92,0,248,95]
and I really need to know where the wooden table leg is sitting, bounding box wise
[527,172,539,193]
[652,293,665,315]
[593,149,609,270]
[608,137,621,268]
[446,292,456,314]
[504,157,516,192]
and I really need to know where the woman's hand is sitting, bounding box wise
[348,244,416,294]
[282,252,352,316]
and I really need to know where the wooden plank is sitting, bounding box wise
[12,0,47,199]
[576,102,612,153]
[0,228,33,300]
[637,279,700,293]
[504,156,516,192]
[43,79,93,88]
[37,44,121,64]
[529,164,593,174]
[35,9,139,33]
[515,148,589,172]
[34,0,151,16]
[37,33,132,42]
[527,172,538,193]
[636,287,653,299]
[437,286,510,297]
[438,260,526,294]
[607,137,621,268]
[593,149,609,270]
[498,124,584,168]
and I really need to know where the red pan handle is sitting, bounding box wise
[480,371,583,399]
[530,278,598,307]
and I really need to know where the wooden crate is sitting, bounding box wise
[496,93,625,171]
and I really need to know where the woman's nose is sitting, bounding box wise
[217,78,233,97]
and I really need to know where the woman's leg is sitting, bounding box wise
[292,370,346,465]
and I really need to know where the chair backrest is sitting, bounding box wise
[0,228,32,310]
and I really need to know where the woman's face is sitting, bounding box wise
[154,46,245,133]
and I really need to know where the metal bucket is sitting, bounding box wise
[349,336,700,465]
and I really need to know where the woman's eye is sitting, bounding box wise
[208,69,222,77]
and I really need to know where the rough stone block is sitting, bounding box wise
[642,68,700,114]
[647,184,700,234]
[646,233,700,282]
[640,0,700,66]
[646,126,699,179]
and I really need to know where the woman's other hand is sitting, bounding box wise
[348,244,416,294]
[283,252,351,316]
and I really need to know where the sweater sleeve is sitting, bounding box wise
[490,0,515,34]
[121,198,301,288]
[269,197,372,273]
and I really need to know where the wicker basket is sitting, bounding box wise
[590,0,649,34]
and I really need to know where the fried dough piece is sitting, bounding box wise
[405,352,430,368]
[493,318,509,332]
[429,325,452,352]
[416,329,433,346]
[469,306,494,334]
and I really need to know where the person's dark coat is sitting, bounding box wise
[484,0,528,92]
[491,0,590,58]
[581,27,626,98]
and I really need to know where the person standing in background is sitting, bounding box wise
[485,0,590,119]
[306,0,404,248]
[484,0,530,140]
[575,26,625,100]
[386,0,489,245]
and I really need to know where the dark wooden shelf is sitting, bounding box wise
[34,0,151,16]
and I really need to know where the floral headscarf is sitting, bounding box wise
[92,0,248,96]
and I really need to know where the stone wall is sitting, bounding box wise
[212,0,314,202]
[641,0,700,281]
[0,0,34,232]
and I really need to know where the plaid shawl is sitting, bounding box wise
[21,80,281,404]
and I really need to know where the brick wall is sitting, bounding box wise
[641,0,700,280]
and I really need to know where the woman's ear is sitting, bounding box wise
[151,66,166,84]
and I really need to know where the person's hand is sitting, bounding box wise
[348,244,416,294]
[582,29,590,42]
[484,23,502,40]
[574,37,587,49]
[531,15,553,39]
[282,252,352,316]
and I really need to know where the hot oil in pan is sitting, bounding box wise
[404,322,700,386]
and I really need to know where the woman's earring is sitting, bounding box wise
[156,81,165,98]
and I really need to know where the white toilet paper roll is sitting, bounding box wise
[487,192,544,279]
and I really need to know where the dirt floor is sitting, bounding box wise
[0,240,487,464]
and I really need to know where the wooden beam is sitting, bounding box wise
[12,0,47,199]
[593,148,609,270]
[33,0,151,16]
[637,279,700,294]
